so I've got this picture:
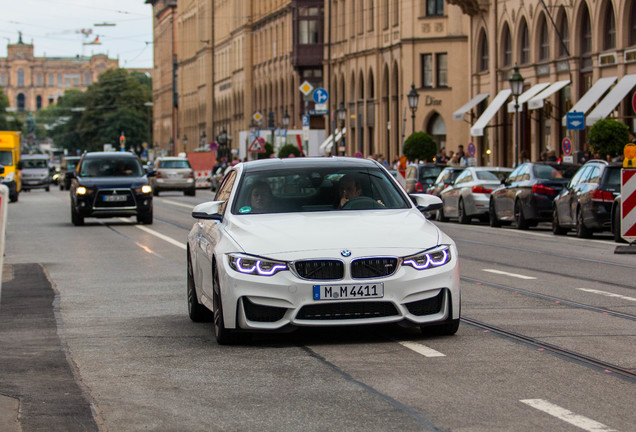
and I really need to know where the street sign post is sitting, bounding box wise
[566,112,585,130]
[299,81,314,96]
[312,88,329,104]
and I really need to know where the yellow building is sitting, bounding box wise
[0,33,119,113]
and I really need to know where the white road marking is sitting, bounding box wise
[577,288,636,302]
[161,199,195,209]
[520,399,617,432]
[118,218,187,250]
[482,269,537,280]
[398,341,445,357]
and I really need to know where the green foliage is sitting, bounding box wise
[587,119,630,159]
[403,132,437,162]
[278,144,300,158]
[0,87,9,130]
[256,143,275,159]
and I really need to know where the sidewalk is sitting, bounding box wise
[0,263,98,432]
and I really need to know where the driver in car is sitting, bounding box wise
[337,174,362,208]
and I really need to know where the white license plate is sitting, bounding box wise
[103,195,127,202]
[313,283,384,301]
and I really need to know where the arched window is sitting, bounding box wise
[603,4,616,50]
[36,95,42,110]
[17,69,25,87]
[478,31,489,72]
[519,20,530,64]
[581,6,592,55]
[631,1,636,46]
[539,17,550,61]
[502,24,512,67]
[17,94,25,111]
[426,113,446,151]
[558,10,570,57]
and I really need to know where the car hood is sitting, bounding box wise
[225,210,442,259]
[78,176,148,188]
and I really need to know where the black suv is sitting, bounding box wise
[69,152,154,226]
[552,160,621,237]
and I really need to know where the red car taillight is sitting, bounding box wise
[415,182,424,192]
[156,171,162,179]
[532,184,555,195]
[471,185,492,194]
[189,171,194,179]
[590,189,614,202]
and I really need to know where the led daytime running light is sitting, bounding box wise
[403,246,451,270]
[230,254,288,276]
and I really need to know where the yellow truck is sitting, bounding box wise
[0,131,23,202]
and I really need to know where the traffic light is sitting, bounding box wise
[119,134,126,147]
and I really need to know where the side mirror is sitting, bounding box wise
[0,165,4,175]
[192,201,224,221]
[410,193,443,212]
[17,160,24,170]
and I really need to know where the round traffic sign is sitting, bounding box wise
[467,142,476,157]
[561,137,572,156]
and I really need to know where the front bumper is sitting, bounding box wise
[214,250,460,331]
[22,178,50,189]
[154,178,195,190]
[75,188,153,218]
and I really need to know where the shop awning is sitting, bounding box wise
[561,76,617,126]
[528,80,570,110]
[452,93,489,121]
[586,74,636,126]
[470,90,511,137]
[320,128,347,155]
[506,83,551,113]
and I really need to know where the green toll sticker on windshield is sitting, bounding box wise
[239,206,252,214]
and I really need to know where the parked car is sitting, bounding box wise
[187,157,460,344]
[489,162,580,229]
[405,163,444,193]
[58,156,81,191]
[610,194,627,243]
[439,166,512,224]
[69,152,154,226]
[150,156,196,196]
[552,160,621,238]
[210,165,227,192]
[20,154,51,192]
[425,167,466,219]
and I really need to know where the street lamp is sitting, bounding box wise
[218,128,228,160]
[509,64,524,167]
[183,135,188,153]
[337,102,346,155]
[282,110,290,128]
[407,83,419,134]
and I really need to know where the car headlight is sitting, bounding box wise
[402,245,451,270]
[141,185,152,194]
[228,253,288,276]
[76,186,87,195]
[4,172,14,182]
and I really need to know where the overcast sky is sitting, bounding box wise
[0,0,153,69]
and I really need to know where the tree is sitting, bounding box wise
[403,132,437,162]
[588,119,629,159]
[278,143,300,158]
[256,143,275,159]
[0,87,9,130]
[37,89,87,153]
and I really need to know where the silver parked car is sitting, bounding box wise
[20,154,51,192]
[439,166,512,224]
[150,156,196,196]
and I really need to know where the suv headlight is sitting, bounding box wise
[4,172,14,182]
[402,245,451,270]
[228,253,288,276]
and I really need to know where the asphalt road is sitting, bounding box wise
[1,187,634,432]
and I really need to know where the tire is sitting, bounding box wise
[437,206,449,222]
[153,188,159,197]
[613,205,627,243]
[421,296,460,336]
[137,208,153,225]
[514,200,529,230]
[71,205,84,226]
[187,251,212,322]
[59,184,64,191]
[185,188,196,197]
[9,192,17,202]
[576,208,592,238]
[212,263,240,345]
[552,207,567,235]
[457,199,470,224]
[489,200,502,227]
[45,186,50,192]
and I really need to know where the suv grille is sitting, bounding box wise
[94,189,135,208]
[294,260,344,280]
[296,301,398,320]
[351,258,398,278]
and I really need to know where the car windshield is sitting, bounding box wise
[418,165,443,183]
[605,166,621,188]
[232,166,411,215]
[475,170,501,181]
[22,159,48,169]
[160,160,191,169]
[66,159,79,169]
[0,151,13,166]
[80,157,143,177]
[533,164,578,180]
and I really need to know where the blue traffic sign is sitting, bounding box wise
[312,88,329,104]
[302,115,310,127]
[566,112,585,130]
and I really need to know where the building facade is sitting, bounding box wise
[449,0,636,166]
[0,34,119,113]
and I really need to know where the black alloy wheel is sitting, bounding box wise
[576,208,592,238]
[457,199,470,224]
[489,200,502,227]
[71,204,84,226]
[137,208,153,225]
[514,200,529,230]
[187,252,212,322]
[552,207,567,235]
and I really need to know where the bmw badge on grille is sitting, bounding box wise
[341,250,352,257]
